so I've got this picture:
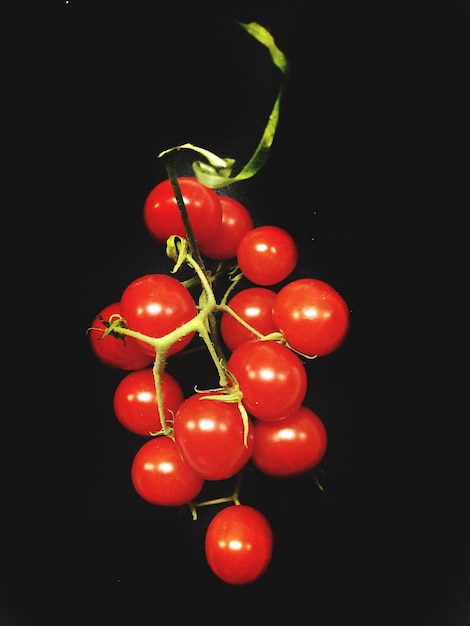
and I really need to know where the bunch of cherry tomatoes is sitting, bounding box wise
[88,175,350,585]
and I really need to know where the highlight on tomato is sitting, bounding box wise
[252,405,328,477]
[131,436,204,507]
[204,504,273,585]
[173,391,254,481]
[143,176,223,245]
[273,277,350,357]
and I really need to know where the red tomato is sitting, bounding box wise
[226,340,308,421]
[88,302,154,370]
[198,195,253,260]
[237,225,298,286]
[205,504,273,584]
[173,392,254,480]
[220,287,278,352]
[113,368,184,436]
[252,405,327,477]
[131,436,204,506]
[120,273,197,357]
[143,176,222,245]
[273,278,350,357]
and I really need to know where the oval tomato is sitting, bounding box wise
[173,392,254,480]
[226,340,308,421]
[205,504,273,585]
[198,195,253,260]
[131,436,204,506]
[220,287,278,352]
[252,405,328,477]
[113,368,184,436]
[88,302,154,370]
[120,273,197,357]
[273,278,350,357]
[143,176,222,245]
[236,225,298,286]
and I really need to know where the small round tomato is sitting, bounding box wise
[173,392,254,480]
[205,504,273,585]
[143,176,223,245]
[88,302,154,370]
[273,278,350,357]
[131,436,204,507]
[120,273,197,357]
[198,195,253,260]
[113,368,185,436]
[252,405,328,477]
[226,340,308,421]
[236,225,298,286]
[220,287,278,352]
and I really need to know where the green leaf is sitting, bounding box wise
[158,21,289,189]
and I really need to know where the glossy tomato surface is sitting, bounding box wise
[113,368,184,436]
[273,278,350,357]
[131,436,204,506]
[120,273,197,357]
[226,340,308,421]
[252,405,328,477]
[205,505,273,584]
[198,195,253,260]
[173,392,254,480]
[143,176,222,245]
[88,302,154,370]
[236,225,298,286]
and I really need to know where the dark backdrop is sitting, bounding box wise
[2,2,469,625]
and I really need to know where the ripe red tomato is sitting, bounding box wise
[205,504,273,585]
[143,176,223,245]
[131,436,204,506]
[226,340,308,421]
[197,195,253,260]
[88,302,154,370]
[236,225,298,286]
[252,405,327,477]
[173,392,254,480]
[120,273,197,357]
[113,368,185,436]
[220,287,278,352]
[272,278,350,357]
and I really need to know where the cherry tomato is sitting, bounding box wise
[220,287,278,352]
[198,195,253,260]
[120,273,197,357]
[226,340,308,421]
[205,504,273,585]
[131,436,204,506]
[88,302,154,370]
[113,368,185,436]
[173,392,254,480]
[252,405,327,477]
[143,176,222,245]
[236,225,298,286]
[273,278,350,357]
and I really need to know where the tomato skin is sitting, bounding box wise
[273,278,350,357]
[198,195,253,260]
[205,505,273,585]
[226,340,308,421]
[113,368,184,436]
[143,176,222,245]
[252,406,327,477]
[220,287,278,352]
[120,273,197,357]
[88,302,154,370]
[237,225,298,286]
[173,392,254,480]
[131,436,204,506]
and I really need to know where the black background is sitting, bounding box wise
[2,1,470,624]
